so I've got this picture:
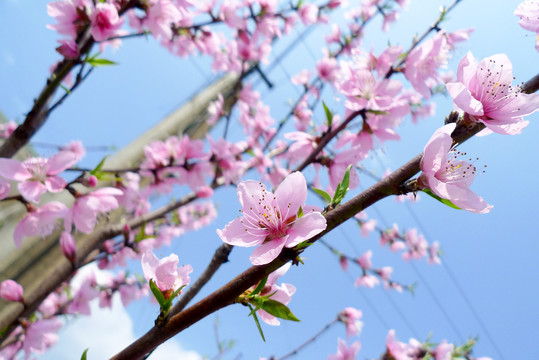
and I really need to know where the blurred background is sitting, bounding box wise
[0,0,538,359]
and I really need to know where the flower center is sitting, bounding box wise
[436,150,486,185]
[24,158,49,183]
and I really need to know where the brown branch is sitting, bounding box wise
[109,72,539,359]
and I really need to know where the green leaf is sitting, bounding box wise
[297,206,303,218]
[341,164,352,191]
[87,57,117,67]
[322,101,333,127]
[312,187,332,203]
[81,348,89,360]
[250,276,268,296]
[149,279,166,309]
[247,304,266,342]
[90,156,108,176]
[134,222,157,243]
[422,189,461,210]
[294,241,312,250]
[162,285,186,311]
[260,299,300,322]
[331,164,352,206]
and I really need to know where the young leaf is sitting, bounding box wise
[250,276,268,296]
[322,101,333,127]
[247,304,266,342]
[90,156,108,176]
[341,164,352,191]
[149,279,166,309]
[297,206,303,218]
[331,164,352,206]
[312,187,332,203]
[80,348,89,360]
[260,299,300,322]
[87,57,117,67]
[294,241,313,250]
[422,189,461,210]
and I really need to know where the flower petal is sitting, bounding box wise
[446,82,484,116]
[285,212,327,247]
[274,171,307,220]
[249,236,287,265]
[18,181,47,203]
[421,123,455,173]
[216,217,266,247]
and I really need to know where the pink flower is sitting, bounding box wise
[385,330,411,360]
[428,241,441,265]
[65,187,123,234]
[89,3,124,41]
[356,250,372,269]
[217,172,327,265]
[47,0,88,39]
[14,201,68,248]
[67,274,99,315]
[298,3,318,25]
[515,0,539,51]
[434,340,454,360]
[354,274,379,288]
[339,307,363,339]
[253,263,296,326]
[0,279,24,302]
[141,250,192,295]
[404,32,449,99]
[328,338,361,360]
[0,152,77,203]
[419,123,492,213]
[446,52,539,135]
[316,56,340,83]
[21,318,62,358]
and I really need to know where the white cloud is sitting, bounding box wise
[39,265,202,360]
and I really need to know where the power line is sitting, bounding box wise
[403,202,506,360]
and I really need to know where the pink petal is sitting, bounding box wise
[237,180,265,210]
[216,217,266,247]
[446,82,484,116]
[285,212,327,247]
[433,182,492,214]
[18,181,47,203]
[45,176,67,193]
[249,236,287,265]
[475,54,514,89]
[47,151,77,175]
[274,171,306,219]
[141,251,159,282]
[0,158,30,181]
[482,120,529,135]
[421,123,455,173]
[456,51,478,87]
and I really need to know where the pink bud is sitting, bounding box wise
[88,175,98,187]
[339,256,348,271]
[56,39,80,59]
[0,279,24,302]
[196,186,214,198]
[356,250,373,269]
[60,232,77,263]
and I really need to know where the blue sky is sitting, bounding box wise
[1,0,538,359]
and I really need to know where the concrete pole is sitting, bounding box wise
[0,73,241,324]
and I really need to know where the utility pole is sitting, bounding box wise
[0,73,242,325]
